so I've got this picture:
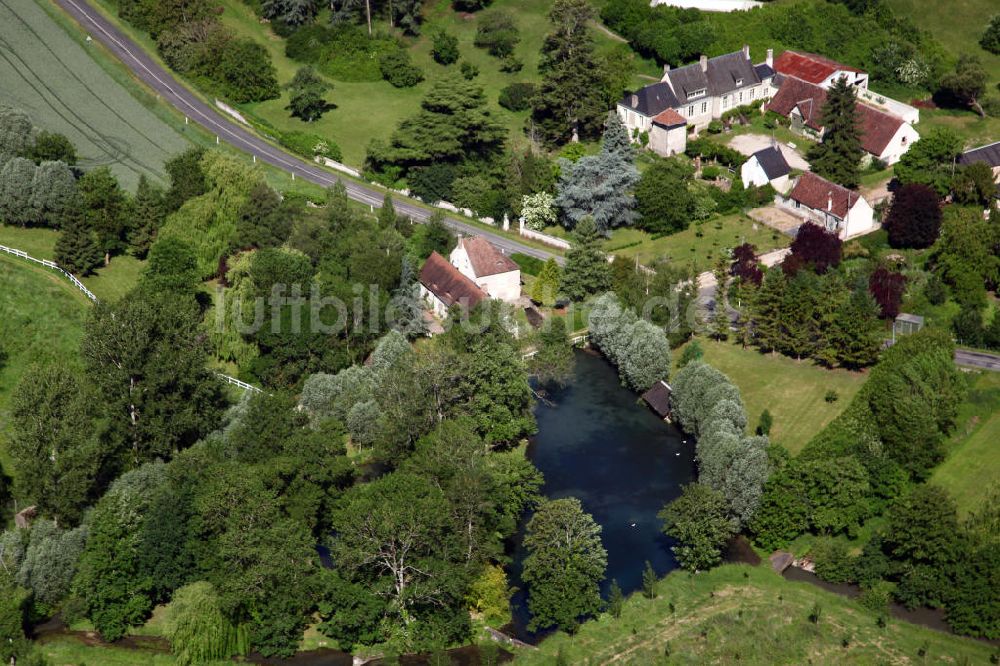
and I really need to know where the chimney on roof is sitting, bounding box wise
[700,55,708,72]
[827,192,833,212]
[663,63,671,77]
[742,44,750,60]
[630,94,638,107]
[766,48,773,67]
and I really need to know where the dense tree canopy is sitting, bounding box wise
[522,497,607,631]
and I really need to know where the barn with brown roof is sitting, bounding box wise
[419,251,488,318]
[766,78,918,165]
[782,172,875,239]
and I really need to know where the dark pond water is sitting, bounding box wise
[508,349,696,640]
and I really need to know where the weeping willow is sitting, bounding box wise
[204,250,259,370]
[163,581,250,665]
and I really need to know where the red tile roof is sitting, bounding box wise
[788,172,865,219]
[419,251,487,309]
[651,108,686,128]
[459,236,519,277]
[766,79,905,156]
[857,105,905,157]
[774,50,861,85]
[766,77,827,130]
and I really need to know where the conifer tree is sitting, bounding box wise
[129,175,166,258]
[561,217,610,301]
[389,257,428,339]
[530,258,561,306]
[824,288,883,368]
[711,258,730,341]
[607,579,624,619]
[751,268,786,353]
[808,76,863,188]
[55,208,102,276]
[641,561,657,599]
[377,192,397,229]
[530,0,607,145]
[555,112,639,233]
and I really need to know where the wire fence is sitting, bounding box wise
[1,243,261,393]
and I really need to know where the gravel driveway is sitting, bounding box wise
[728,134,810,171]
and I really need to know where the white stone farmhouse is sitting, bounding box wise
[449,236,521,303]
[781,172,875,239]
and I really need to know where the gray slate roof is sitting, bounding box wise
[754,63,775,80]
[665,51,762,100]
[959,141,1000,168]
[619,82,679,117]
[751,146,790,179]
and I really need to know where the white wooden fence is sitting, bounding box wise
[1,243,261,393]
[1,243,98,302]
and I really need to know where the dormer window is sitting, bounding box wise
[687,88,706,100]
[736,78,743,87]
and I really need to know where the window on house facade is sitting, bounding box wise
[688,105,694,116]
[750,88,755,100]
[701,102,707,114]
[739,92,743,103]
[723,96,729,109]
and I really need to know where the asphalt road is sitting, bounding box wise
[954,349,1000,372]
[54,0,557,262]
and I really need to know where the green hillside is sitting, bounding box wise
[517,565,997,665]
[0,254,88,480]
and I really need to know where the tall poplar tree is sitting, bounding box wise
[808,76,863,188]
[530,0,607,145]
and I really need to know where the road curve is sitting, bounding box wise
[53,0,558,262]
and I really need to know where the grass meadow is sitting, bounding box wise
[516,564,996,664]
[682,339,867,455]
[0,225,144,303]
[0,253,88,480]
[606,214,787,273]
[196,0,658,166]
[931,370,1000,517]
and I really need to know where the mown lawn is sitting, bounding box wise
[931,370,1000,517]
[0,253,88,480]
[220,0,658,166]
[0,225,144,303]
[605,214,787,273]
[516,564,995,664]
[685,339,867,455]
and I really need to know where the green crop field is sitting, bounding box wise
[0,253,88,479]
[686,339,867,455]
[516,564,995,664]
[0,0,191,190]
